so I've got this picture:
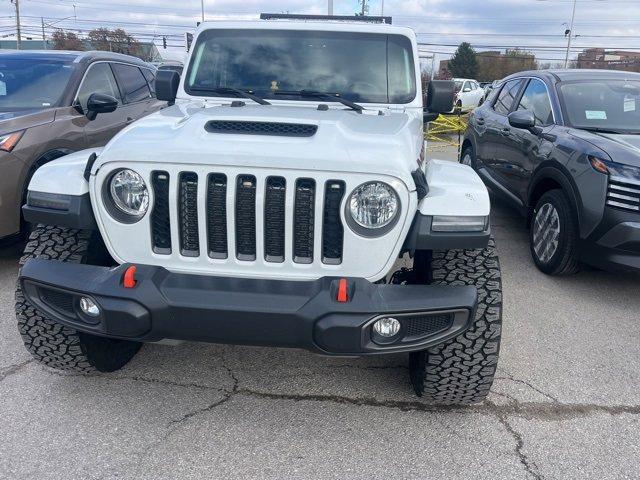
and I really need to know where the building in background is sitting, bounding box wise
[577,48,640,73]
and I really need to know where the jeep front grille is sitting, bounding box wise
[206,174,228,259]
[151,172,346,265]
[607,176,640,212]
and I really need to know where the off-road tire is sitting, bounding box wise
[409,238,502,405]
[15,225,142,373]
[529,189,580,275]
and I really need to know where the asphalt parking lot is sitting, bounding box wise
[1,144,639,480]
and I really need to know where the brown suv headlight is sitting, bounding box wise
[0,130,25,152]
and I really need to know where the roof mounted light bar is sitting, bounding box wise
[260,13,392,25]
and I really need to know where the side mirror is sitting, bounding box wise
[86,93,118,121]
[156,70,180,104]
[508,110,543,135]
[425,80,455,114]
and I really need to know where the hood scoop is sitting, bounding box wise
[204,120,318,137]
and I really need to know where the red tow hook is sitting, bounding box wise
[123,265,137,289]
[337,278,349,303]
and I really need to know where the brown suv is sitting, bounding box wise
[0,50,165,242]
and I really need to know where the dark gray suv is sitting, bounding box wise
[462,69,640,275]
[0,50,165,242]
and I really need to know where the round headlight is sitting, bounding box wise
[109,169,149,218]
[348,182,399,231]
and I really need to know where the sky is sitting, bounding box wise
[2,0,640,66]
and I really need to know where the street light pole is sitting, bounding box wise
[12,0,21,50]
[201,0,205,22]
[42,17,46,49]
[564,0,577,68]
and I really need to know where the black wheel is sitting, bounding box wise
[408,238,503,405]
[15,225,142,373]
[460,145,475,168]
[529,189,580,275]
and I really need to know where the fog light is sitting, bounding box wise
[373,317,401,337]
[79,297,100,317]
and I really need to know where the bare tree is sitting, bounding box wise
[51,30,84,51]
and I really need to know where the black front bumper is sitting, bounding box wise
[19,259,477,356]
[580,207,640,273]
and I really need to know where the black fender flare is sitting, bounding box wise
[527,163,583,230]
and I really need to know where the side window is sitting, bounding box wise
[141,68,156,98]
[517,79,554,126]
[463,81,471,92]
[76,63,121,111]
[493,79,524,115]
[111,63,150,103]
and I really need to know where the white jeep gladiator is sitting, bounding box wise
[16,15,502,405]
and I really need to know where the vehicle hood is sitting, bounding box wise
[571,129,640,167]
[96,103,422,188]
[0,108,56,134]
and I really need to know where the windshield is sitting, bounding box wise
[559,80,640,134]
[185,29,416,104]
[0,58,75,111]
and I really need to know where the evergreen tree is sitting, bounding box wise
[448,42,479,78]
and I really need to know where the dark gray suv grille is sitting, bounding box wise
[607,176,640,212]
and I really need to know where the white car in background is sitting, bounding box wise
[451,78,484,112]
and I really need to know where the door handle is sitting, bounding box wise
[501,127,511,136]
[126,117,134,125]
[476,117,485,125]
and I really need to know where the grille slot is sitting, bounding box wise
[205,120,318,137]
[235,175,257,261]
[151,171,171,254]
[293,179,316,264]
[322,181,345,264]
[607,176,640,212]
[264,177,286,262]
[179,172,200,256]
[403,313,454,338]
[206,174,228,259]
[41,288,75,316]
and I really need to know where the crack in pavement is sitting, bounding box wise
[0,359,33,381]
[40,363,640,421]
[488,399,545,480]
[14,359,640,479]
[496,371,560,403]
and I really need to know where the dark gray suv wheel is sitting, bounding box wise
[530,189,580,275]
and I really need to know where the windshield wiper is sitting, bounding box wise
[580,126,627,135]
[274,90,364,113]
[189,86,271,105]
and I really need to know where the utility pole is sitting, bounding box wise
[12,0,21,50]
[564,0,577,68]
[381,0,384,16]
[359,0,368,16]
[201,0,205,22]
[328,0,333,15]
[41,17,46,49]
